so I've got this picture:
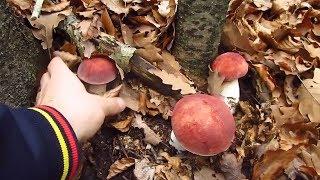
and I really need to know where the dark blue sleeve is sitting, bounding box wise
[0,104,80,180]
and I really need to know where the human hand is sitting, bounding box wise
[36,57,126,142]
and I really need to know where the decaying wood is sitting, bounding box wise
[59,15,182,98]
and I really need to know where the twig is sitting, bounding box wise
[31,0,45,20]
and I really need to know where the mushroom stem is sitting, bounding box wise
[220,79,240,114]
[169,131,186,151]
[88,84,107,95]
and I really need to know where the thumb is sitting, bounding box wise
[97,96,126,116]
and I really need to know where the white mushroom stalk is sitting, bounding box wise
[220,79,240,114]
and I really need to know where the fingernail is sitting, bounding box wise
[117,98,126,110]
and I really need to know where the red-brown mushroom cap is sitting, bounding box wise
[210,52,248,81]
[171,94,236,156]
[77,56,117,85]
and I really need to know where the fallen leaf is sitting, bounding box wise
[103,84,123,98]
[121,23,134,46]
[77,9,96,18]
[83,40,96,58]
[253,146,300,180]
[148,69,196,95]
[279,123,319,150]
[107,157,135,179]
[300,142,320,176]
[101,9,116,36]
[134,159,156,180]
[159,151,182,170]
[253,0,272,11]
[194,167,225,180]
[298,68,320,123]
[60,42,77,54]
[42,1,70,12]
[220,153,246,180]
[132,114,161,145]
[119,83,140,112]
[271,104,307,127]
[28,8,72,49]
[53,51,81,67]
[135,44,163,63]
[207,70,225,94]
[7,0,32,10]
[101,0,130,15]
[111,117,133,132]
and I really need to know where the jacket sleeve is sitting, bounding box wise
[0,104,80,180]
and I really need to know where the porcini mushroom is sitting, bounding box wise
[77,55,117,95]
[169,94,236,156]
[208,52,248,113]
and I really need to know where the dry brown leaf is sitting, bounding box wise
[148,69,196,95]
[60,42,77,54]
[207,70,225,94]
[220,153,246,180]
[121,23,134,46]
[111,117,133,132]
[253,0,272,11]
[157,51,181,74]
[279,123,319,151]
[42,1,70,12]
[107,157,135,179]
[135,44,163,63]
[103,84,123,98]
[28,8,72,49]
[253,146,300,180]
[159,152,182,170]
[77,9,96,18]
[101,9,116,36]
[298,68,320,123]
[101,0,130,15]
[253,64,276,91]
[194,167,225,180]
[83,40,96,58]
[271,104,307,127]
[300,142,320,176]
[7,0,32,10]
[119,84,140,112]
[302,40,320,60]
[77,20,92,37]
[53,51,81,67]
[132,114,161,145]
[81,0,100,8]
[133,30,158,47]
[284,76,299,105]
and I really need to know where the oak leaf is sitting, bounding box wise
[107,157,135,179]
[132,114,162,145]
[298,68,320,123]
[148,69,196,95]
[28,9,72,49]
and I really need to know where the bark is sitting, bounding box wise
[172,0,229,88]
[0,1,49,107]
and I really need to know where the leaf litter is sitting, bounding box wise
[7,0,320,179]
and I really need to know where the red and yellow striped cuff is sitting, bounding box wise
[30,106,80,180]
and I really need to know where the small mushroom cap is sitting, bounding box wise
[77,56,117,85]
[211,52,248,81]
[171,94,236,156]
